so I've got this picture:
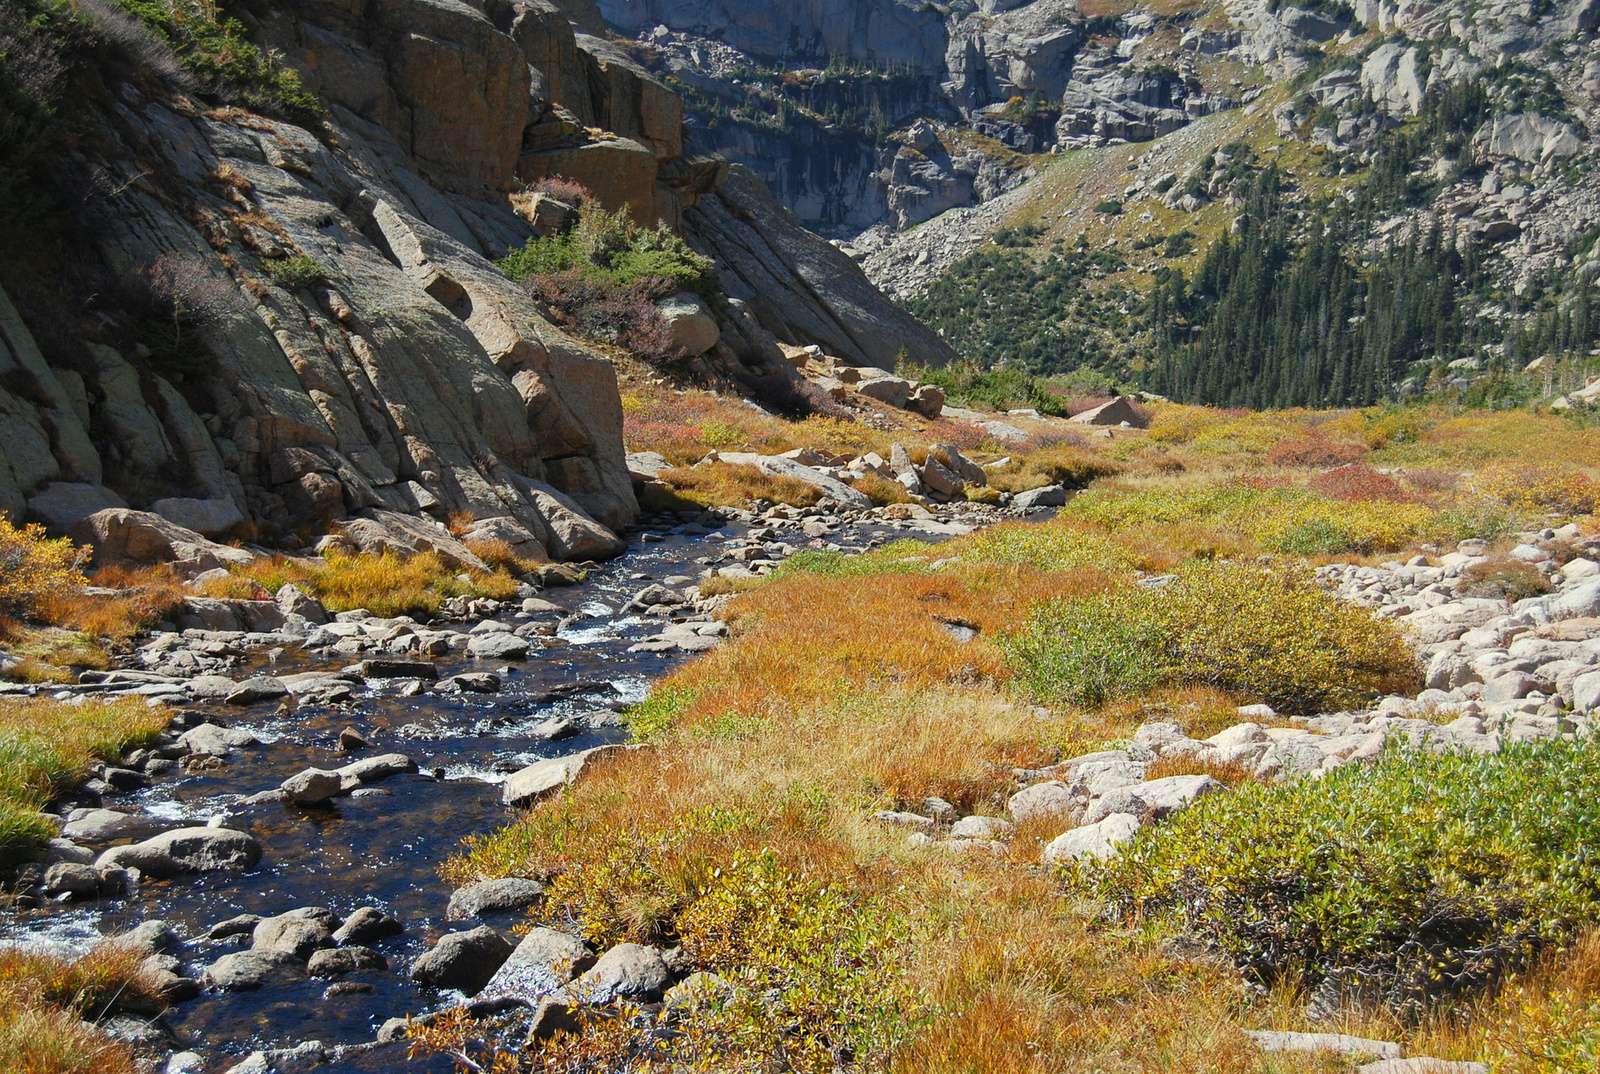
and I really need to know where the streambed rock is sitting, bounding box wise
[477,927,595,998]
[501,745,638,807]
[308,946,388,978]
[96,827,261,878]
[410,926,514,994]
[282,768,344,806]
[332,907,404,946]
[447,878,548,920]
[177,723,260,756]
[205,949,308,991]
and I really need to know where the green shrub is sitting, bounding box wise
[1002,559,1418,712]
[498,203,718,301]
[258,255,327,291]
[1082,741,1600,1014]
[113,0,322,125]
[1094,199,1123,215]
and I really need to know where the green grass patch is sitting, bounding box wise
[498,202,717,301]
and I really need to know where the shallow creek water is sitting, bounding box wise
[0,513,966,1070]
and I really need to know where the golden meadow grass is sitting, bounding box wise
[433,398,1600,1071]
[0,697,168,867]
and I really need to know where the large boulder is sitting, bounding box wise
[1041,813,1142,864]
[149,497,246,537]
[477,927,594,998]
[447,877,548,920]
[514,479,627,560]
[1007,781,1078,824]
[96,827,262,878]
[338,511,490,572]
[409,926,514,994]
[70,509,254,575]
[205,949,307,991]
[570,943,672,1003]
[655,293,721,357]
[1068,397,1148,428]
[502,747,617,807]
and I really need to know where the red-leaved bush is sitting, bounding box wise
[1267,431,1368,468]
[529,270,677,363]
[530,177,594,206]
[924,419,990,451]
[1309,463,1413,503]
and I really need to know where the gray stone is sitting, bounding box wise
[570,942,671,1003]
[95,827,261,878]
[150,497,245,537]
[281,768,345,806]
[949,815,1015,839]
[655,293,720,357]
[1245,1030,1401,1059]
[26,482,127,532]
[276,582,329,624]
[61,808,177,844]
[1008,781,1078,824]
[478,927,594,998]
[447,877,548,920]
[332,906,403,946]
[209,914,263,940]
[1041,813,1142,864]
[226,676,289,705]
[502,745,632,807]
[308,945,388,977]
[1012,484,1068,509]
[177,722,260,756]
[42,862,101,898]
[336,753,418,788]
[409,926,514,993]
[468,632,531,660]
[205,949,308,990]
[253,914,335,959]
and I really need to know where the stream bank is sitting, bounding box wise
[0,499,1027,1073]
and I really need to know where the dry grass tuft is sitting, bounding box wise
[655,464,823,508]
[0,942,170,1074]
[198,551,521,617]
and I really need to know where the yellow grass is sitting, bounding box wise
[199,550,521,618]
[0,697,168,867]
[0,943,168,1074]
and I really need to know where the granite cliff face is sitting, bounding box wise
[0,0,955,556]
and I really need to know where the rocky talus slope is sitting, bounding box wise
[0,0,954,561]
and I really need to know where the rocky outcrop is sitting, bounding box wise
[594,0,950,68]
[684,166,959,369]
[0,0,974,554]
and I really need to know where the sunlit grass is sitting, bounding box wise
[199,551,521,618]
[0,697,168,867]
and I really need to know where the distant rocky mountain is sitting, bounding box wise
[593,0,1600,405]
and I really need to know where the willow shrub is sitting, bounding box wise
[1001,559,1418,712]
[1082,741,1600,1014]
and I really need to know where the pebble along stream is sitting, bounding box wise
[0,510,975,1072]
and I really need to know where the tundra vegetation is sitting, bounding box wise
[410,399,1600,1070]
[5,372,1600,1070]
